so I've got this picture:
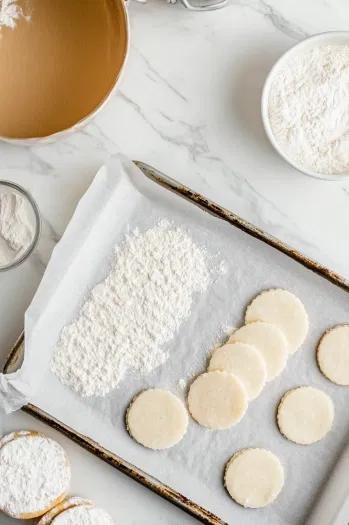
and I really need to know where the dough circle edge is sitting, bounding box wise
[277,386,334,445]
[317,325,349,385]
[126,388,188,450]
[187,370,248,430]
[208,342,267,400]
[224,448,284,508]
[228,321,288,381]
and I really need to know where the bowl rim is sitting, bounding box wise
[0,180,41,271]
[261,30,349,182]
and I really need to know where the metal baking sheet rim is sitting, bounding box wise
[3,161,349,525]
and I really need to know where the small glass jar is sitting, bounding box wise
[0,180,41,271]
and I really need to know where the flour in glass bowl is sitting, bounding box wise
[51,220,213,398]
[0,191,35,267]
[268,44,349,175]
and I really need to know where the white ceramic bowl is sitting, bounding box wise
[262,31,349,182]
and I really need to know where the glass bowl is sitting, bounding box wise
[0,180,41,271]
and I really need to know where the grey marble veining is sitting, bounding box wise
[1,3,349,522]
[1,0,348,365]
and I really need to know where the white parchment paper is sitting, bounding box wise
[3,155,349,525]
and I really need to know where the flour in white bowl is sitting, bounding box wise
[51,220,212,398]
[0,434,70,518]
[269,44,349,175]
[0,191,35,266]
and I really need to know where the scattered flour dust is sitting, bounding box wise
[178,378,186,390]
[51,220,214,398]
[0,0,29,30]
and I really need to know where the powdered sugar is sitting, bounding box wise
[269,44,349,175]
[51,220,212,397]
[38,497,93,525]
[0,434,70,518]
[0,191,35,266]
[0,430,31,446]
[53,505,114,525]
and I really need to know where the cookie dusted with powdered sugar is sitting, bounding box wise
[0,431,71,519]
[38,497,115,525]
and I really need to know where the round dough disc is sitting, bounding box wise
[224,448,284,508]
[245,289,308,354]
[187,370,248,430]
[317,325,349,385]
[229,322,288,381]
[126,389,188,450]
[208,342,267,400]
[277,387,334,444]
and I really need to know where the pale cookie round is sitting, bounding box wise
[187,370,248,430]
[38,498,114,525]
[224,448,284,508]
[37,497,93,525]
[126,389,188,450]
[0,432,71,519]
[245,289,309,354]
[229,322,288,381]
[208,342,267,400]
[277,387,334,445]
[317,325,349,385]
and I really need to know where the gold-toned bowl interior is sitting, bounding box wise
[0,0,128,140]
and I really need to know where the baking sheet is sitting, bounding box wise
[7,155,349,525]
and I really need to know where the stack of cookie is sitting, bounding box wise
[0,430,114,523]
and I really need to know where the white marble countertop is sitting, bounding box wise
[1,0,349,523]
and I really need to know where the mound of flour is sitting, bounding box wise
[51,220,212,397]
